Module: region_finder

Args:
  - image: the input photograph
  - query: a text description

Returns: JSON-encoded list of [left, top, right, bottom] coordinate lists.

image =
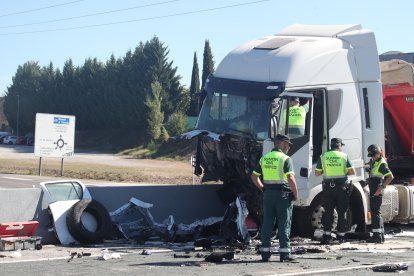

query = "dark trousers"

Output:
[[369, 179, 384, 233], [261, 189, 293, 251], [322, 181, 350, 233]]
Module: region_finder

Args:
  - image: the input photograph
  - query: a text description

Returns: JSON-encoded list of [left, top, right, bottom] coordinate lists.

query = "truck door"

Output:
[[273, 92, 314, 186]]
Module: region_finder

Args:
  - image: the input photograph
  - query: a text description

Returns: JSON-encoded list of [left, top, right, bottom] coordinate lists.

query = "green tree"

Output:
[[145, 81, 164, 142], [165, 112, 187, 137], [159, 125, 170, 143], [3, 36, 187, 145], [142, 37, 189, 118], [4, 61, 43, 134], [200, 40, 215, 112], [188, 52, 200, 116]]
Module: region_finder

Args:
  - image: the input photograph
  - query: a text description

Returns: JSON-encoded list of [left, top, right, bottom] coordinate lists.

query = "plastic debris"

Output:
[[204, 251, 235, 263], [174, 253, 191, 258], [372, 263, 409, 272], [141, 249, 152, 255], [98, 249, 121, 260]]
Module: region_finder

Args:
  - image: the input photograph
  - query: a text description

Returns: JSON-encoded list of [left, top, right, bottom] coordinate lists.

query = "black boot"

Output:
[[337, 235, 346, 244], [261, 251, 271, 262], [367, 233, 383, 244], [320, 234, 332, 245], [280, 253, 297, 262]]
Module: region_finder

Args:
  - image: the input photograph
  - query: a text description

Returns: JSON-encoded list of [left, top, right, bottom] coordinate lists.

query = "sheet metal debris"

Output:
[[372, 263, 409, 272]]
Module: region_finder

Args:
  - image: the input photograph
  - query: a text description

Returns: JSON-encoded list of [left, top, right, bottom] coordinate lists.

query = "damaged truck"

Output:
[[183, 24, 414, 237]]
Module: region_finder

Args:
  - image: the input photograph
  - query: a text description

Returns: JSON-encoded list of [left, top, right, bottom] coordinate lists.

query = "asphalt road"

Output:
[[1, 234, 414, 276], [2, 145, 414, 275]]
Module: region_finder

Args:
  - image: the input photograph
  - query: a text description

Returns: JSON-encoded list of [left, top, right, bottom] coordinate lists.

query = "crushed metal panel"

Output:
[[110, 197, 174, 241], [48, 200, 80, 245]]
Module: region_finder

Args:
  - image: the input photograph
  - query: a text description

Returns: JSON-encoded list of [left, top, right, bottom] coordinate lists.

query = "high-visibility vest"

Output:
[[369, 157, 388, 179], [321, 150, 348, 179], [260, 150, 289, 184], [289, 105, 306, 127]]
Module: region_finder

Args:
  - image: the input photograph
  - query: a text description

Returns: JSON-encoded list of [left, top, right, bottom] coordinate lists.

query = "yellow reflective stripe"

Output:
[[263, 180, 287, 184], [252, 171, 261, 176], [323, 175, 346, 179]]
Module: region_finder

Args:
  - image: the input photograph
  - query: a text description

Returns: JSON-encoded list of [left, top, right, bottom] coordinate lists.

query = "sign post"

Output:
[[35, 113, 76, 176]]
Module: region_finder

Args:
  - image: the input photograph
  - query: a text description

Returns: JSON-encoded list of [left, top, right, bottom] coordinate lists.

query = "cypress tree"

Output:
[[144, 81, 164, 142], [200, 40, 215, 113], [189, 52, 200, 116]]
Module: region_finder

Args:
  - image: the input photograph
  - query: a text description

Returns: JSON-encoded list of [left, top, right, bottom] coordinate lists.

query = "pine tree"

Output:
[[189, 52, 200, 116], [200, 40, 215, 113], [144, 81, 164, 142]]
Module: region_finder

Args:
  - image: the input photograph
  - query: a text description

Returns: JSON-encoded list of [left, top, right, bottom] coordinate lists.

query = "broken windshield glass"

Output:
[[197, 92, 271, 140]]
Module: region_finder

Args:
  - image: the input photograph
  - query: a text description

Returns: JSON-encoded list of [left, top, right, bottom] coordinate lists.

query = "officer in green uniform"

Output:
[[366, 144, 394, 243], [315, 138, 355, 244], [288, 97, 309, 137], [251, 134, 298, 262]]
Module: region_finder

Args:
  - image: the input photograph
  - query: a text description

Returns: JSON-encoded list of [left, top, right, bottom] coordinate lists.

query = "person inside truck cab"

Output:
[[315, 138, 355, 245], [288, 97, 309, 137], [366, 144, 394, 244]]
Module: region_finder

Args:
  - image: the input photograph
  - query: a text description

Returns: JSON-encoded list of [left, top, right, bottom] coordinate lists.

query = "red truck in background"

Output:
[[381, 59, 414, 182]]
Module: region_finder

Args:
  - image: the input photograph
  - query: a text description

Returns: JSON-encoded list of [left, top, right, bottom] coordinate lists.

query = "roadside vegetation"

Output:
[[0, 157, 194, 184], [0, 38, 213, 184], [2, 39, 214, 155]]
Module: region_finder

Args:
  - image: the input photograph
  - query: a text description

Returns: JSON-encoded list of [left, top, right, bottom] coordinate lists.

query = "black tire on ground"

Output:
[[66, 199, 112, 244]]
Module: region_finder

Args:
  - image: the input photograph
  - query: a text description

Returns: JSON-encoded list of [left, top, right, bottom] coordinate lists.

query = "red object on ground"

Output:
[[383, 83, 414, 156], [245, 216, 258, 231], [0, 221, 39, 237]]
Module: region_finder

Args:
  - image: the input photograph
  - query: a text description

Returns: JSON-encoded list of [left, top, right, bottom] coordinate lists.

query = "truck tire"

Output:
[[293, 194, 352, 238], [66, 199, 112, 244]]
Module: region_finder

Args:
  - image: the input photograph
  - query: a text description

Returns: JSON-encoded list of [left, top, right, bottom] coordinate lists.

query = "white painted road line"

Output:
[[272, 260, 414, 276], [1, 176, 33, 181]]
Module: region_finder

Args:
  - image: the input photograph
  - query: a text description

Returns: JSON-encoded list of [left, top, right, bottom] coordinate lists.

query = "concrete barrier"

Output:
[[0, 185, 227, 244]]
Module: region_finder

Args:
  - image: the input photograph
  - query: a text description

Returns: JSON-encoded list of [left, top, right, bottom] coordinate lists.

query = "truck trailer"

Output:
[[184, 24, 414, 237]]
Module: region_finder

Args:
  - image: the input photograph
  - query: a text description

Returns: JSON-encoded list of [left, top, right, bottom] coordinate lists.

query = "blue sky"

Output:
[[1, 0, 413, 96]]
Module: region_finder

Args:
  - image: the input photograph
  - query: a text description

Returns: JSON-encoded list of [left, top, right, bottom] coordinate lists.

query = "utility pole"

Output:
[[16, 95, 20, 138]]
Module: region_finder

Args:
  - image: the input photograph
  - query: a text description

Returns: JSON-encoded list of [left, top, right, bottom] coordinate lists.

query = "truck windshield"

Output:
[[196, 91, 271, 140]]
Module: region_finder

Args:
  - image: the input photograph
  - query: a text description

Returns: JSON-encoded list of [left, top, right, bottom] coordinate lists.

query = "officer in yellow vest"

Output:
[[315, 138, 355, 245], [251, 134, 298, 262], [366, 144, 394, 243], [288, 97, 309, 137]]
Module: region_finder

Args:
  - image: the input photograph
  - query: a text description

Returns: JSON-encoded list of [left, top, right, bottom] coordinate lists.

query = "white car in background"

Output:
[[3, 135, 17, 145]]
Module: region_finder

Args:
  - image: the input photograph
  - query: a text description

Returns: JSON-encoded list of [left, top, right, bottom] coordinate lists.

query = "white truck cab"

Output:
[[190, 24, 388, 236]]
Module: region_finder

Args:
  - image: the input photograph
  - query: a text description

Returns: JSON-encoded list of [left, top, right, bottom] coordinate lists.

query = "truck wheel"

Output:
[[66, 199, 112, 244], [294, 194, 352, 238]]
